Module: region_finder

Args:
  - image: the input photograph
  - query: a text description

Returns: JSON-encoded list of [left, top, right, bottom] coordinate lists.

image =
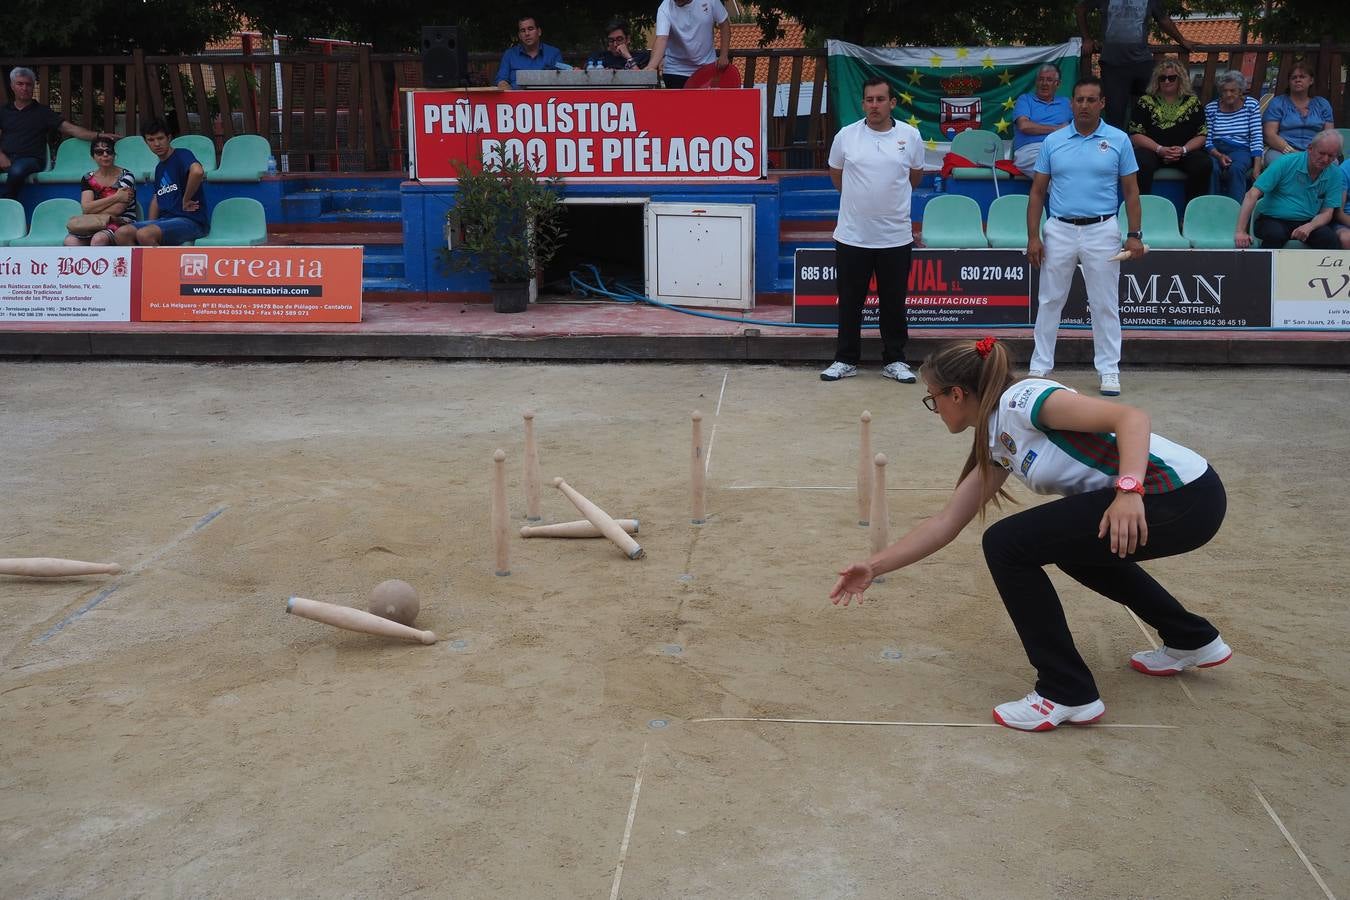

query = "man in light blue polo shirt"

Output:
[[495, 14, 566, 90], [1026, 75, 1144, 397], [1235, 130, 1343, 250], [1012, 65, 1073, 175]]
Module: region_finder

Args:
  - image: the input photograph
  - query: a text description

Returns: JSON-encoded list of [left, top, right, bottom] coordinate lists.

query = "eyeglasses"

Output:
[[1158, 74, 1179, 83], [607, 35, 625, 44], [921, 388, 952, 413]]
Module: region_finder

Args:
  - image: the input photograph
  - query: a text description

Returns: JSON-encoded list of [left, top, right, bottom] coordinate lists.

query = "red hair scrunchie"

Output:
[[975, 336, 997, 359]]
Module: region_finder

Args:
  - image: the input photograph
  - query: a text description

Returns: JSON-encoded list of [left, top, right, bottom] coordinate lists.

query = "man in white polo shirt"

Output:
[[645, 0, 731, 90], [820, 77, 925, 384], [1026, 75, 1144, 396]]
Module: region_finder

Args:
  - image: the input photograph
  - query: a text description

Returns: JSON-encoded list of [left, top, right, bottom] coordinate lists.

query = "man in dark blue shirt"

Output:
[[114, 118, 208, 246], [1, 66, 112, 200], [494, 15, 566, 89]]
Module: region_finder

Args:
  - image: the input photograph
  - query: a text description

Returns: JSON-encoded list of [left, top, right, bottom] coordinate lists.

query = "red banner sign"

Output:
[[408, 89, 766, 182]]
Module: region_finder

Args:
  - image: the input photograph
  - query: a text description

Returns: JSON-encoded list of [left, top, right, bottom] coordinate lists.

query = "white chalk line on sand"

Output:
[[690, 716, 1177, 730], [715, 370, 729, 417], [36, 504, 227, 643], [608, 742, 649, 900], [1127, 614, 1332, 898], [1253, 786, 1338, 900]]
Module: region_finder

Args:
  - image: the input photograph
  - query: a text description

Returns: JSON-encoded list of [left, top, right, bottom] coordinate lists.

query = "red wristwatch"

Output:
[[1115, 475, 1144, 495]]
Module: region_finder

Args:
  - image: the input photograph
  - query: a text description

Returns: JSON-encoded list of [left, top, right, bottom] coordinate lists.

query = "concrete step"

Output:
[[779, 188, 838, 219], [363, 275, 420, 293], [326, 190, 401, 212], [267, 229, 403, 247], [320, 210, 402, 224], [363, 257, 406, 278]]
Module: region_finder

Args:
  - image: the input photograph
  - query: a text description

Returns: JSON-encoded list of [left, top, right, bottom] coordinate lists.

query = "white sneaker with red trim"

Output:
[[1130, 635, 1232, 676], [992, 691, 1106, 732]]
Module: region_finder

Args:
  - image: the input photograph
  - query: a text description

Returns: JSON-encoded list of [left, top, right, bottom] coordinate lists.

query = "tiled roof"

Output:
[[729, 21, 818, 81], [1152, 17, 1247, 62]]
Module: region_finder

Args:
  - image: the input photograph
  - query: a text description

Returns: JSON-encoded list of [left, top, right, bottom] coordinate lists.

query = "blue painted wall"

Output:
[[403, 180, 781, 295]]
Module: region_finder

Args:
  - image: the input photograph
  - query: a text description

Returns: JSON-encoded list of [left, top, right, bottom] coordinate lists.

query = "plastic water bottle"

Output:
[[266, 156, 278, 176], [933, 174, 944, 193]]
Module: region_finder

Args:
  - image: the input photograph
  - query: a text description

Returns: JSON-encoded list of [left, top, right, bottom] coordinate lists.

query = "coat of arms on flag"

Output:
[[939, 73, 984, 138]]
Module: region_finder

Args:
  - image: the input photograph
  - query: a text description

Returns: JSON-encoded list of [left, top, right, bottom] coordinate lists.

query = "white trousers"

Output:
[[1031, 217, 1122, 376]]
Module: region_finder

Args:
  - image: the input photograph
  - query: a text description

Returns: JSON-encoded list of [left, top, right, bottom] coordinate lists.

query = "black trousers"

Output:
[[1254, 215, 1341, 249], [1133, 147, 1213, 203], [1101, 59, 1155, 130], [981, 466, 1227, 705], [832, 240, 912, 367]]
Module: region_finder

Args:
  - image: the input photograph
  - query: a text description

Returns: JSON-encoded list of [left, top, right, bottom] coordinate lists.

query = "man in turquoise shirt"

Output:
[[1236, 130, 1343, 249]]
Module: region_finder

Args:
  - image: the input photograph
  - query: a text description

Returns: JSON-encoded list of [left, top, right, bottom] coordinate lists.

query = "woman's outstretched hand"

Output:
[[830, 562, 875, 606]]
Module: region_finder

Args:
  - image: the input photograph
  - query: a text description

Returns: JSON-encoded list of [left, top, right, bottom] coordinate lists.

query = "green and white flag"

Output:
[[827, 40, 1082, 168]]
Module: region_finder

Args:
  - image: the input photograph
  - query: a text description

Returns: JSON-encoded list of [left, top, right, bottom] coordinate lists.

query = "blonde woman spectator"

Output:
[[1127, 58, 1209, 203]]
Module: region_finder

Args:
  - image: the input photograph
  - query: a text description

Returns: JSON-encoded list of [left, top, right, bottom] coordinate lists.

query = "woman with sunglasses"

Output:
[[1127, 58, 1211, 204], [830, 337, 1231, 732], [64, 136, 139, 247]]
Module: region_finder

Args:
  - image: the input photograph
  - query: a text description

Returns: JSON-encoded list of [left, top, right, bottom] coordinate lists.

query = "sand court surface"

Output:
[[2, 360, 1347, 898]]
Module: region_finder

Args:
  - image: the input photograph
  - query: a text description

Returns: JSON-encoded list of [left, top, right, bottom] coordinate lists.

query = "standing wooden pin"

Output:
[[690, 410, 706, 524], [492, 449, 510, 576], [870, 453, 889, 582], [857, 410, 873, 527], [553, 478, 644, 559], [523, 410, 542, 521]]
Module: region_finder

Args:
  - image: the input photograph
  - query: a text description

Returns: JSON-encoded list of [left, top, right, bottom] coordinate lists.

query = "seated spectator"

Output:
[[1127, 58, 1210, 204], [1012, 64, 1072, 175], [1235, 130, 1343, 250], [114, 119, 207, 247], [645, 0, 731, 90], [1204, 71, 1263, 203], [1, 66, 114, 201], [64, 136, 139, 247], [495, 15, 566, 90], [1262, 62, 1335, 166], [587, 19, 651, 71], [1336, 155, 1350, 249]]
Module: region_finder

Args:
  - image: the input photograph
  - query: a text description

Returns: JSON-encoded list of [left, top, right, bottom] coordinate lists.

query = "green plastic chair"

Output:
[[171, 135, 218, 174], [920, 194, 988, 248], [985, 194, 1049, 248], [30, 138, 92, 183], [948, 128, 1012, 180], [1182, 195, 1240, 249], [1337, 127, 1350, 160], [114, 136, 162, 182], [1118, 195, 1189, 249], [194, 198, 267, 246], [9, 198, 82, 246], [206, 135, 272, 182], [0, 198, 27, 245]]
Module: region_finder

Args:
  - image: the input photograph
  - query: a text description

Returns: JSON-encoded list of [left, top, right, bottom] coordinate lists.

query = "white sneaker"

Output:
[[992, 691, 1106, 732], [820, 361, 857, 381], [1130, 636, 1232, 676], [1099, 373, 1121, 396], [1028, 369, 1050, 378], [881, 361, 917, 383]]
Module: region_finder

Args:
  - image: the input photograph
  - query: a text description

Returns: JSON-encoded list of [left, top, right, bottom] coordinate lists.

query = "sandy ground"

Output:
[[1, 360, 1347, 899]]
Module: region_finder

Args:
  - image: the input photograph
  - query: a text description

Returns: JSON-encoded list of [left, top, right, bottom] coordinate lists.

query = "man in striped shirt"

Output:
[[1204, 71, 1263, 203]]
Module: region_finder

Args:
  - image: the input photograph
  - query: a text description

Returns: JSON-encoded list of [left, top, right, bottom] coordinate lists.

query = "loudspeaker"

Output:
[[422, 26, 467, 87]]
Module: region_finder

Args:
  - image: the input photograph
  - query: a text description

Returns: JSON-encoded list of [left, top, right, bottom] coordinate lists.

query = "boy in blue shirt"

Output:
[[115, 118, 208, 246]]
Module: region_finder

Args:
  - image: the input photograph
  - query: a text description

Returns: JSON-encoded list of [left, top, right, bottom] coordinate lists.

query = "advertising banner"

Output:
[[138, 247, 363, 323], [1271, 249, 1350, 328], [1, 249, 133, 322], [1034, 250, 1273, 328], [794, 248, 1031, 327], [408, 89, 766, 182]]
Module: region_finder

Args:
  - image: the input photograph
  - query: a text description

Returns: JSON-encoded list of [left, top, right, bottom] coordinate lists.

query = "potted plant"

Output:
[[443, 156, 566, 313]]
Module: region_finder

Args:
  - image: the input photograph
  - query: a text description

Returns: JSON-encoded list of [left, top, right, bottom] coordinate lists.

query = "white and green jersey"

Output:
[[988, 379, 1208, 496]]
